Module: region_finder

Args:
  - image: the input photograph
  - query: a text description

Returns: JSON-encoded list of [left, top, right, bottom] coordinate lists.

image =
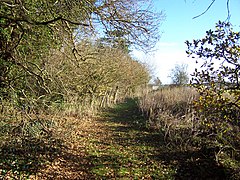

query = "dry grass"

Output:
[[138, 86, 199, 149]]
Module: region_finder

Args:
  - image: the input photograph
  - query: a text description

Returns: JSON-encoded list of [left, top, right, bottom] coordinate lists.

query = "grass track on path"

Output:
[[88, 98, 175, 179], [84, 98, 228, 179]]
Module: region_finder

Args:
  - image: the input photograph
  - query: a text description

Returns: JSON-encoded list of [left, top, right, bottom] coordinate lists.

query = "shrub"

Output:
[[186, 21, 240, 160]]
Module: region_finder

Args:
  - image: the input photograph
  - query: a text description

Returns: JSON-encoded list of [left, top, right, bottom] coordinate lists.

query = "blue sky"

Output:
[[133, 0, 240, 84]]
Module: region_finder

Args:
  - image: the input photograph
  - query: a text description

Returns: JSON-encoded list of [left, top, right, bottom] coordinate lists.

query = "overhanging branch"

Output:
[[193, 0, 216, 19], [193, 0, 231, 21], [0, 15, 89, 27]]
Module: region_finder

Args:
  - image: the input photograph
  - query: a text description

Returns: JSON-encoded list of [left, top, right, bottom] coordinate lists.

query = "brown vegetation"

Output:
[[138, 86, 199, 148]]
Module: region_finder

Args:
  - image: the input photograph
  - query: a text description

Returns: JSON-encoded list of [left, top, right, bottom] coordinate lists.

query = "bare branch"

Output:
[[2, 1, 17, 7], [193, 0, 215, 19], [0, 15, 89, 27], [226, 0, 231, 21], [193, 0, 232, 21]]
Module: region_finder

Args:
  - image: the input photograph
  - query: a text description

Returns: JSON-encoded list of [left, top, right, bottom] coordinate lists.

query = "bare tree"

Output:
[[168, 64, 189, 85]]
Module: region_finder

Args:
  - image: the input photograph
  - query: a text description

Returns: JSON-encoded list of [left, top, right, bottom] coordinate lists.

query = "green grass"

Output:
[[80, 98, 176, 179]]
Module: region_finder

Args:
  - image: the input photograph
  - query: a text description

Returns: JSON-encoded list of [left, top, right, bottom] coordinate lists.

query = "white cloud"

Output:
[[133, 42, 199, 84]]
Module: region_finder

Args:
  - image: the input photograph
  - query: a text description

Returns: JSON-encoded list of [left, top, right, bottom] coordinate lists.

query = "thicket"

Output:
[[45, 40, 150, 116], [0, 0, 165, 114], [1, 0, 162, 114], [0, 1, 154, 129]]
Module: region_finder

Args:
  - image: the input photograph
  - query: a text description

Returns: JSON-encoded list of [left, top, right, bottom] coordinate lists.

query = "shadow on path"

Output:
[[99, 98, 232, 179], [0, 118, 94, 179], [102, 98, 165, 146]]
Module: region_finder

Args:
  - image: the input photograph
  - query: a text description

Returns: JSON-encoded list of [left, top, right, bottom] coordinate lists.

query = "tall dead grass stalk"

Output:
[[138, 86, 199, 150]]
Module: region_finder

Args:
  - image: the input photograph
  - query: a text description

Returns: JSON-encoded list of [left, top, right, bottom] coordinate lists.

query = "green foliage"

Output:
[[186, 21, 240, 156], [186, 21, 240, 89], [0, 0, 64, 109]]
